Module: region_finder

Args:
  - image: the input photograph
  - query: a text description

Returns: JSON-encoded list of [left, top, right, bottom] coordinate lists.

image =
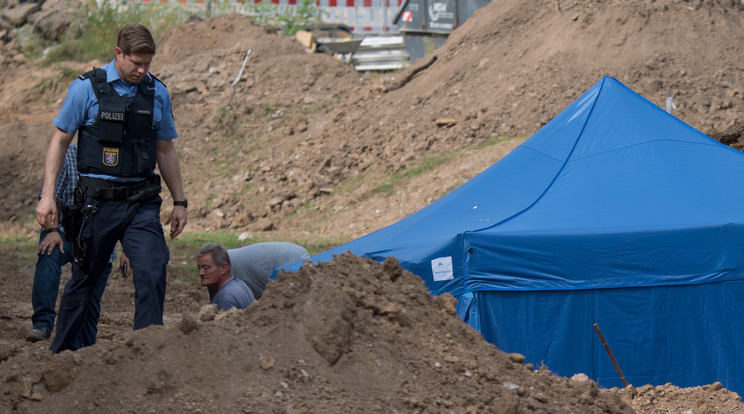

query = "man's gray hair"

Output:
[[197, 243, 231, 267]]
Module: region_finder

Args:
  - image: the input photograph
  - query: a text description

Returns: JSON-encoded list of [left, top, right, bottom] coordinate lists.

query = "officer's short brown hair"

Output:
[[117, 23, 156, 56]]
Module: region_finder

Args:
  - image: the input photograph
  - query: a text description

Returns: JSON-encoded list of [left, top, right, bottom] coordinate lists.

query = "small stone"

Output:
[[260, 356, 275, 370], [507, 352, 526, 364]]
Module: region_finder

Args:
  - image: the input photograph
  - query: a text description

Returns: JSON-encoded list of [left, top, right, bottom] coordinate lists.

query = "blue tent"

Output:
[[275, 76, 744, 395]]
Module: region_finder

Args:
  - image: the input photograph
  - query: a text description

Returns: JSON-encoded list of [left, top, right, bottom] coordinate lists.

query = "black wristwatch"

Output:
[[47, 228, 61, 234], [174, 199, 188, 208]]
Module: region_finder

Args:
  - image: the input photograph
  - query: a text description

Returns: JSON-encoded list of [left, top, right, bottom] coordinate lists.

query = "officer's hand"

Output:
[[119, 252, 132, 280], [170, 206, 187, 239], [38, 230, 64, 255], [36, 196, 58, 230]]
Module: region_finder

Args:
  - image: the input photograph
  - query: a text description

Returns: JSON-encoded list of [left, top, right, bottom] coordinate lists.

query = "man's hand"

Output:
[[170, 205, 187, 239], [36, 196, 58, 231], [119, 252, 132, 279], [38, 230, 64, 255]]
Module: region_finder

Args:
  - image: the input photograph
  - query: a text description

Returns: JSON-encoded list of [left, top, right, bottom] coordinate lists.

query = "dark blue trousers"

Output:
[[50, 196, 169, 353], [31, 229, 111, 343]]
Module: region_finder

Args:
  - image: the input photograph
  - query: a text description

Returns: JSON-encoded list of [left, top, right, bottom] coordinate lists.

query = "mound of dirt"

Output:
[[0, 254, 640, 413]]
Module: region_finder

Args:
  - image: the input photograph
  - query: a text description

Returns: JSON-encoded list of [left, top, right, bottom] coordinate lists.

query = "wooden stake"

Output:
[[593, 323, 629, 387]]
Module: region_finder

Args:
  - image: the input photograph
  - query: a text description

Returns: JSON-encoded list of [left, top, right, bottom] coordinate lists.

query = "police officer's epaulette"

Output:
[[79, 67, 112, 96], [79, 67, 106, 83], [147, 72, 166, 88]]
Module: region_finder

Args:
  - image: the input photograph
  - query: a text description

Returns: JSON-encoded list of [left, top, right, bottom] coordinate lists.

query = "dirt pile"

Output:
[[0, 253, 634, 413]]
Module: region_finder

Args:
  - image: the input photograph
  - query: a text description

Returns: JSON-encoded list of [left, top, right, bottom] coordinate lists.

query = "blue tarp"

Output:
[[274, 76, 744, 395]]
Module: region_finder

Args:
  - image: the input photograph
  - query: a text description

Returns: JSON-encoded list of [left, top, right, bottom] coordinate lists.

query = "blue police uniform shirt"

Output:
[[211, 278, 255, 312], [53, 59, 177, 181]]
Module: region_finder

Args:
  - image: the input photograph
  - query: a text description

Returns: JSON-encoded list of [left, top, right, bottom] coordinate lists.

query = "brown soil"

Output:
[[2, 1, 744, 412]]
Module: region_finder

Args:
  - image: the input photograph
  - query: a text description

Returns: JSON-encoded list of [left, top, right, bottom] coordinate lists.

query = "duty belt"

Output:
[[79, 174, 161, 201]]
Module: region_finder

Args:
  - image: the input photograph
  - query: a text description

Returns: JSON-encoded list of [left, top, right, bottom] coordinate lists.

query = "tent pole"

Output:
[[593, 323, 629, 387]]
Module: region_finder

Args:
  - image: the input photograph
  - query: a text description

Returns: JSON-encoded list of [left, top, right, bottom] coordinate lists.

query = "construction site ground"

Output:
[[2, 0, 744, 412]]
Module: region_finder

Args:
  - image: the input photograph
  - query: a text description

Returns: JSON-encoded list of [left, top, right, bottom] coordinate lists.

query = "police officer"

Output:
[[36, 23, 187, 353]]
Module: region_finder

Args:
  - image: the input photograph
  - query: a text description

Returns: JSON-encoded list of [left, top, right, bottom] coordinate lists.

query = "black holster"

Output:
[[56, 197, 82, 244], [57, 192, 91, 269]]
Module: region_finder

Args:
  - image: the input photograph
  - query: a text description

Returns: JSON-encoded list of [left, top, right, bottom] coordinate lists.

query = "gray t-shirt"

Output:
[[211, 278, 255, 311], [228, 242, 311, 299]]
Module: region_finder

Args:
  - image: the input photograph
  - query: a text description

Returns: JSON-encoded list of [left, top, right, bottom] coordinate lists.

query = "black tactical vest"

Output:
[[77, 68, 157, 178]]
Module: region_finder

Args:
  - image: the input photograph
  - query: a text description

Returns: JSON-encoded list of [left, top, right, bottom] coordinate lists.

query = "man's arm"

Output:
[[36, 128, 75, 230], [156, 139, 187, 239]]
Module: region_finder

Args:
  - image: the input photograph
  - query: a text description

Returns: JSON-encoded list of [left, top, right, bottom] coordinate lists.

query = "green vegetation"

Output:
[[300, 97, 341, 115], [205, 194, 216, 209], [167, 230, 344, 258], [290, 199, 320, 217], [322, 134, 523, 207], [18, 25, 44, 58], [261, 100, 279, 116], [333, 173, 364, 196], [43, 0, 193, 64], [372, 182, 395, 196], [1, 229, 345, 278], [213, 106, 237, 139], [369, 151, 455, 196], [0, 236, 38, 262], [171, 231, 245, 252], [400, 152, 455, 179], [34, 77, 61, 96], [476, 134, 527, 149], [37, 0, 319, 65], [243, 0, 324, 35], [34, 66, 82, 97], [303, 238, 348, 255]]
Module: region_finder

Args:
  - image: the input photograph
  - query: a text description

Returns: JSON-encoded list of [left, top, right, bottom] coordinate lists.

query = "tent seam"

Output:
[[559, 138, 727, 162], [469, 77, 607, 233]]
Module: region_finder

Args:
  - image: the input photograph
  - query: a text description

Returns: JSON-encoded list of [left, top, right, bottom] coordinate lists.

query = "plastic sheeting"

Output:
[[465, 282, 744, 392]]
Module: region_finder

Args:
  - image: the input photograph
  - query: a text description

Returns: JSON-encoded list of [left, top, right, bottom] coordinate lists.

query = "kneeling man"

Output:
[[197, 243, 254, 311]]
